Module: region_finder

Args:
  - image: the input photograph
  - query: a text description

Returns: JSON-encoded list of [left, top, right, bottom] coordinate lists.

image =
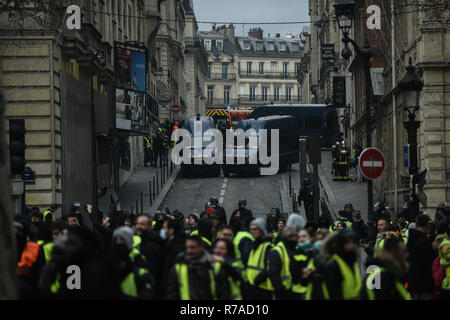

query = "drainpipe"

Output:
[[392, 0, 399, 214], [50, 40, 56, 208]]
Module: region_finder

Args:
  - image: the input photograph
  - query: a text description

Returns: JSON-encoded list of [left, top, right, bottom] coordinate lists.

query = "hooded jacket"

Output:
[[360, 248, 410, 300]]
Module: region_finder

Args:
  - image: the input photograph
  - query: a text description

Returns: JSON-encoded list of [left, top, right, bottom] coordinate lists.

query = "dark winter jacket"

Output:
[[352, 220, 369, 241], [167, 251, 229, 300], [406, 229, 435, 294], [140, 230, 166, 298], [360, 249, 409, 300]]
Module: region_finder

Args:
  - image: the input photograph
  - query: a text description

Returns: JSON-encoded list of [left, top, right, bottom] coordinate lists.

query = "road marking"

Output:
[[220, 189, 226, 196], [362, 161, 382, 167], [219, 197, 224, 204], [222, 183, 227, 189], [224, 178, 228, 183], [250, 180, 254, 186]]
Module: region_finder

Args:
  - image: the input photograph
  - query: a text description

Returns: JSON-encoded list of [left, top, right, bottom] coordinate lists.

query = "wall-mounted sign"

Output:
[[321, 44, 335, 61], [333, 76, 346, 108]]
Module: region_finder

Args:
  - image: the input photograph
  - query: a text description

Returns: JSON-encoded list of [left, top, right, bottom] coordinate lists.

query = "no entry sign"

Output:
[[171, 105, 180, 113], [359, 147, 385, 180]]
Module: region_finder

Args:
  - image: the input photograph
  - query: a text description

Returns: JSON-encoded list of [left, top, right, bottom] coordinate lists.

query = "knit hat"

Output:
[[250, 218, 266, 234], [112, 226, 134, 250], [286, 213, 306, 231]]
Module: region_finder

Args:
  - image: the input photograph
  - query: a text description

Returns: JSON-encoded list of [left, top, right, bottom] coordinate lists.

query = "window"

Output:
[[291, 43, 299, 52], [240, 85, 245, 95], [285, 87, 292, 101], [262, 87, 269, 101], [247, 62, 252, 75], [280, 42, 286, 52], [224, 86, 231, 105], [268, 42, 275, 51], [204, 40, 211, 51], [222, 63, 228, 79], [208, 86, 214, 104], [295, 62, 301, 76], [250, 87, 257, 101], [216, 40, 223, 51], [238, 62, 241, 73], [244, 41, 251, 51], [271, 62, 277, 72], [258, 62, 265, 75], [274, 87, 280, 101], [283, 62, 289, 77], [207, 63, 212, 78], [255, 41, 263, 51], [298, 87, 302, 102]]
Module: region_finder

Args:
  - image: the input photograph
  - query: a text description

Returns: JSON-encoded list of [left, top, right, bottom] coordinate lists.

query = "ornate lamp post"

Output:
[[334, 0, 375, 218], [398, 58, 423, 218]]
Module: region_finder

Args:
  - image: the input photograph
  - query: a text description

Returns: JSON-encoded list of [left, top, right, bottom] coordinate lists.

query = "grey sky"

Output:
[[193, 0, 310, 38]]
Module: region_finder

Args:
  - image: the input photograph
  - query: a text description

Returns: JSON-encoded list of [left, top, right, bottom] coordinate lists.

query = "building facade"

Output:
[[198, 25, 304, 110], [0, 0, 164, 218]]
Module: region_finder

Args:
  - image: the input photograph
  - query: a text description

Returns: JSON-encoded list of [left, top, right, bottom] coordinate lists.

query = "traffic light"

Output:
[[9, 119, 26, 176]]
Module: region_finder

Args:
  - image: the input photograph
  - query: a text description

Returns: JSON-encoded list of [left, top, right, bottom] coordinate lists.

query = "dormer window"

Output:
[[255, 41, 263, 52], [204, 39, 211, 51], [291, 43, 299, 52], [244, 41, 251, 51], [268, 42, 275, 51], [280, 42, 286, 52], [216, 40, 223, 51]]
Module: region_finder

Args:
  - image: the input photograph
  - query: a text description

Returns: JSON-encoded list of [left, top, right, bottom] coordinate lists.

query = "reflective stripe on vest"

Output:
[[17, 242, 40, 276], [233, 231, 254, 261], [366, 267, 412, 300], [144, 137, 152, 149], [201, 236, 212, 247], [133, 235, 142, 248], [246, 242, 274, 291], [272, 242, 293, 291], [305, 259, 330, 300], [43, 242, 54, 263], [214, 262, 242, 300], [121, 268, 149, 297], [190, 229, 199, 236], [130, 247, 147, 263], [175, 263, 217, 300], [331, 254, 362, 300], [43, 209, 55, 221], [51, 273, 61, 294], [442, 266, 450, 290], [292, 253, 309, 293]]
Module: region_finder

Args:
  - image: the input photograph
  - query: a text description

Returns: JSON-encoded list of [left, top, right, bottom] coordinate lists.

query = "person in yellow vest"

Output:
[[197, 217, 214, 252], [143, 134, 153, 167], [167, 236, 229, 299], [40, 219, 67, 264], [212, 238, 244, 300], [433, 238, 450, 300], [361, 232, 412, 300], [43, 204, 58, 222], [134, 214, 153, 248], [245, 218, 274, 300], [268, 226, 306, 300], [113, 226, 148, 269], [323, 229, 362, 300], [109, 242, 154, 299], [375, 218, 390, 249]]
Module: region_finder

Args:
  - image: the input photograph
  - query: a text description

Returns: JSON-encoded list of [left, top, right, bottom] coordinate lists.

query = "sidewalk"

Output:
[[279, 150, 370, 221], [118, 163, 180, 214]]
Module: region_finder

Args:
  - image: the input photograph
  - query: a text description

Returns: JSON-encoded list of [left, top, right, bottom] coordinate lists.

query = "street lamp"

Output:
[[335, 0, 375, 222], [398, 58, 423, 218]]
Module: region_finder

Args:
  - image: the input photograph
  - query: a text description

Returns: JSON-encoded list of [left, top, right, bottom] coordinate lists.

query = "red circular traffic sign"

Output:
[[171, 105, 180, 113], [358, 147, 385, 180]]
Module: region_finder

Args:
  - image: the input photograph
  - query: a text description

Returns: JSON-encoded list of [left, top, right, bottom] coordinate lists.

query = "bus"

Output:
[[205, 109, 252, 129], [247, 104, 339, 147]]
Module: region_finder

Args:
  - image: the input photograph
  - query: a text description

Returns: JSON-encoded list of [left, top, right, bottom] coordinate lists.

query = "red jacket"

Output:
[[432, 255, 446, 298]]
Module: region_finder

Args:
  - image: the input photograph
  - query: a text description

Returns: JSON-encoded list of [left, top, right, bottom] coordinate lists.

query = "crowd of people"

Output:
[[13, 197, 450, 300]]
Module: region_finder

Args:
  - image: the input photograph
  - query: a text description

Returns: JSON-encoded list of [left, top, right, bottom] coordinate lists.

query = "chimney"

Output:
[[226, 24, 235, 44], [267, 33, 271, 38], [248, 27, 263, 40], [212, 24, 216, 31], [276, 33, 281, 38]]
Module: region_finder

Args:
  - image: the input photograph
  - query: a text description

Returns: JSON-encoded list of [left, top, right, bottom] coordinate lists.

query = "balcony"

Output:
[[206, 99, 240, 108], [206, 73, 236, 81], [239, 71, 299, 80], [239, 95, 301, 104]]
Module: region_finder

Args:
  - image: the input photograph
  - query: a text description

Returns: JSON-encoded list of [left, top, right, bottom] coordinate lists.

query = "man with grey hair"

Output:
[[268, 226, 303, 300], [244, 217, 274, 300]]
